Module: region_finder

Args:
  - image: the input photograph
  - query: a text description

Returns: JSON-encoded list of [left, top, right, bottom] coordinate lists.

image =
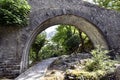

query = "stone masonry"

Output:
[[0, 0, 120, 78]]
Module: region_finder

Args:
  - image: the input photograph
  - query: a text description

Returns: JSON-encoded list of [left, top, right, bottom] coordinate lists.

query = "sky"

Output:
[[45, 25, 58, 34], [84, 0, 94, 3]]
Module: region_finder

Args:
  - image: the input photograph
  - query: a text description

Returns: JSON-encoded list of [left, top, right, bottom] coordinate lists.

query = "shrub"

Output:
[[85, 45, 109, 71], [65, 46, 119, 80], [0, 0, 30, 26]]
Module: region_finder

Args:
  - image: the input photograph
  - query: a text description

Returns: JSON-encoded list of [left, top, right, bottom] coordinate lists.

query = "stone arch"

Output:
[[20, 14, 109, 72], [1, 0, 120, 78]]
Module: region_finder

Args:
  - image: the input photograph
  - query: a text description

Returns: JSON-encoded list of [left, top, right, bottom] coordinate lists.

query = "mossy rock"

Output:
[[65, 69, 108, 80]]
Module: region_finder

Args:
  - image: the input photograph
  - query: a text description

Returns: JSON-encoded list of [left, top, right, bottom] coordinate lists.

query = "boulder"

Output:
[[116, 65, 120, 80]]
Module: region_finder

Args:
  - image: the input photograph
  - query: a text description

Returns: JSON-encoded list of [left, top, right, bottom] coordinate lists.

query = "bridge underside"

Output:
[[0, 0, 120, 78]]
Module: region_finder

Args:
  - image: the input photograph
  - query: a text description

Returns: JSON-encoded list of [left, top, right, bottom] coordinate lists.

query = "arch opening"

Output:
[[29, 24, 94, 66], [20, 14, 109, 73]]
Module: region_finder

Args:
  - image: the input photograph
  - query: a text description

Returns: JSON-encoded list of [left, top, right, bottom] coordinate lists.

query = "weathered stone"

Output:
[[0, 0, 120, 78], [15, 58, 57, 80], [115, 66, 120, 80]]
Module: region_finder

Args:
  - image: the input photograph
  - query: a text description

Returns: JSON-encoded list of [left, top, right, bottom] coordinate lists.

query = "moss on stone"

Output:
[[65, 69, 107, 80]]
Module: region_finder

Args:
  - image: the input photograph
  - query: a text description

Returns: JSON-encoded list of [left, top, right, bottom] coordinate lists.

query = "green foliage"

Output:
[[52, 25, 93, 54], [83, 46, 119, 79], [30, 32, 66, 64], [66, 69, 106, 80], [52, 25, 80, 54], [52, 25, 74, 46], [65, 34, 80, 53], [85, 46, 110, 71], [93, 0, 120, 11], [30, 32, 46, 62], [38, 42, 66, 60], [30, 25, 93, 65], [0, 0, 30, 26], [65, 46, 118, 80]]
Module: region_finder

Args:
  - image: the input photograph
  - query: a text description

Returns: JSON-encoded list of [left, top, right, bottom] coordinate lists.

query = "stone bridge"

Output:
[[0, 0, 120, 78]]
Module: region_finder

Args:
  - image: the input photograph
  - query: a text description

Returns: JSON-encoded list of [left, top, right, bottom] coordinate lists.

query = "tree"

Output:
[[52, 25, 73, 47], [52, 25, 93, 54], [93, 0, 120, 11], [65, 34, 80, 53], [38, 41, 66, 60], [29, 25, 93, 64], [30, 32, 46, 62], [52, 25, 80, 54], [0, 0, 30, 26]]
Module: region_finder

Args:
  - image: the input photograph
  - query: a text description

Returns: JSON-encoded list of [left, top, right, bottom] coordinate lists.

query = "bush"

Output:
[[65, 46, 119, 80], [0, 0, 30, 26], [85, 46, 109, 71]]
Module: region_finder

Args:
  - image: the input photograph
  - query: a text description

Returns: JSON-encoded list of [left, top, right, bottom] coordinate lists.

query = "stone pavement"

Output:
[[15, 57, 57, 80]]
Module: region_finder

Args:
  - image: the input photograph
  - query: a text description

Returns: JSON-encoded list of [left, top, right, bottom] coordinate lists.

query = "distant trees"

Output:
[[30, 32, 46, 62], [52, 25, 93, 54], [29, 32, 65, 64], [52, 25, 81, 54], [38, 42, 65, 60], [29, 25, 94, 64]]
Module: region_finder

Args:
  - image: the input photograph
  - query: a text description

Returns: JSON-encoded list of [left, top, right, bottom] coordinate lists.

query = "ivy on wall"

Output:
[[0, 0, 30, 26]]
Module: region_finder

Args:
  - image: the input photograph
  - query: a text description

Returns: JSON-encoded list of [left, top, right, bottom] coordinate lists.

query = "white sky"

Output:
[[45, 25, 58, 34], [84, 0, 94, 3]]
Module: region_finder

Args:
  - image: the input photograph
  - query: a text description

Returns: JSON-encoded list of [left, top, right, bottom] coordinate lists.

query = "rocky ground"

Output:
[[43, 52, 120, 80], [44, 53, 92, 80]]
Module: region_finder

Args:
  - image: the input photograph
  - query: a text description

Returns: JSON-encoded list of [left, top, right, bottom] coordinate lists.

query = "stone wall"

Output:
[[0, 27, 21, 78]]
